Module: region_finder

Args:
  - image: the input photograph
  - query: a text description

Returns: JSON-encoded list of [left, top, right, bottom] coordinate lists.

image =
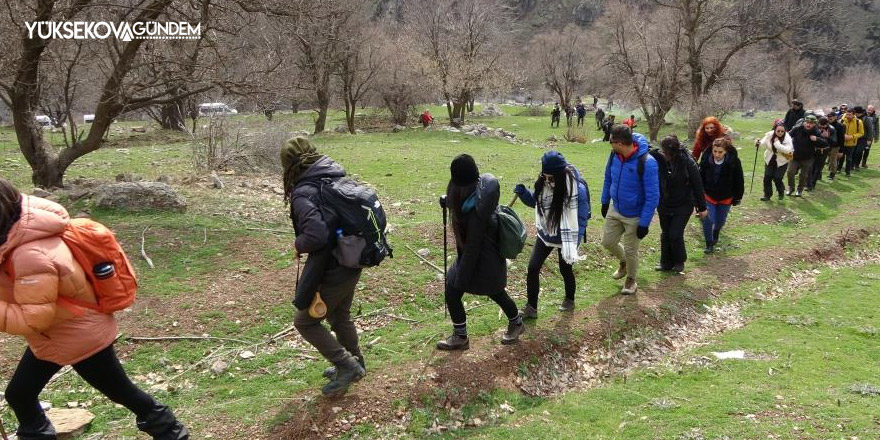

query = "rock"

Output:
[[46, 408, 94, 440], [32, 187, 52, 198], [95, 182, 187, 212], [478, 105, 504, 117], [115, 172, 141, 182], [210, 360, 229, 374], [73, 210, 91, 219], [355, 129, 364, 134], [66, 187, 93, 201], [417, 248, 431, 257], [547, 135, 558, 142], [131, 126, 146, 133], [239, 350, 255, 359], [157, 175, 172, 184], [334, 125, 348, 133], [210, 173, 224, 189], [392, 125, 405, 133]]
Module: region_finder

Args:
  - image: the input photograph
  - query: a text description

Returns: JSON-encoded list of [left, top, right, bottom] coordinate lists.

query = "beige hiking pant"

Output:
[[601, 205, 642, 279]]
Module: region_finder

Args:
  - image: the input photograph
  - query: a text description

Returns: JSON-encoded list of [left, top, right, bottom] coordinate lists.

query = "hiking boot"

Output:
[[136, 402, 190, 440], [436, 334, 470, 351], [778, 192, 784, 200], [671, 263, 684, 274], [704, 244, 715, 254], [501, 321, 525, 345], [621, 277, 638, 295], [655, 264, 673, 271], [760, 196, 771, 201], [323, 356, 365, 380], [794, 190, 802, 197], [611, 261, 627, 279], [786, 188, 794, 196], [520, 304, 538, 319], [15, 418, 56, 440], [321, 357, 366, 397], [829, 173, 835, 181], [557, 298, 575, 311]]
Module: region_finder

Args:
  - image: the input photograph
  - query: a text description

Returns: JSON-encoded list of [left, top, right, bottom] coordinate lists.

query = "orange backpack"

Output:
[[61, 219, 138, 313]]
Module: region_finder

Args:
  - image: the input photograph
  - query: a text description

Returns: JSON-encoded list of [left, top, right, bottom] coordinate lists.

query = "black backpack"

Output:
[[318, 177, 393, 268]]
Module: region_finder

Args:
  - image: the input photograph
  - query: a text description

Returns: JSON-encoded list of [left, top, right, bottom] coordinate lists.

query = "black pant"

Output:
[[862, 144, 871, 167], [844, 146, 855, 174], [446, 286, 518, 325], [763, 161, 788, 197], [807, 151, 827, 188], [525, 239, 575, 308], [5, 344, 156, 437], [658, 205, 693, 267]]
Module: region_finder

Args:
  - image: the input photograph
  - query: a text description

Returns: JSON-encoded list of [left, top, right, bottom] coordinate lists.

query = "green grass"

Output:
[[1, 104, 880, 438]]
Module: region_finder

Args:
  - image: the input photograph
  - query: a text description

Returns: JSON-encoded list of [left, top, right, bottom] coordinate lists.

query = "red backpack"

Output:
[[4, 219, 138, 314]]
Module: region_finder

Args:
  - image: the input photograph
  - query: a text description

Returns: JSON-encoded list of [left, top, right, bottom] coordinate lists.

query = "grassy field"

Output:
[[1, 104, 879, 439]]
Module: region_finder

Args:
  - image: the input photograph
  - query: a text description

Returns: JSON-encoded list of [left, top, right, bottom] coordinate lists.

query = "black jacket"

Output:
[[830, 120, 846, 149], [289, 156, 362, 310], [783, 108, 805, 131], [447, 174, 506, 295], [789, 124, 828, 161], [650, 149, 706, 212], [699, 152, 744, 203]]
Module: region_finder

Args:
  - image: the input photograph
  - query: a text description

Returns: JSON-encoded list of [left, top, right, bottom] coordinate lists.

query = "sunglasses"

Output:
[[542, 174, 555, 183]]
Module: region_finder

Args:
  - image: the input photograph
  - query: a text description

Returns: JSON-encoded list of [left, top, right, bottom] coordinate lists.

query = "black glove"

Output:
[[514, 184, 526, 195], [636, 226, 649, 239], [601, 203, 609, 218], [732, 199, 741, 206]]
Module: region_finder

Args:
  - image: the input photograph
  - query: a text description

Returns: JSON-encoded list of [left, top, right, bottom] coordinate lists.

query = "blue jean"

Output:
[[701, 202, 731, 245]]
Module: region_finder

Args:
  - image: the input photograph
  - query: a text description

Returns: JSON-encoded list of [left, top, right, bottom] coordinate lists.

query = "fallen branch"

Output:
[[141, 226, 155, 269], [127, 335, 254, 344], [385, 314, 419, 323], [354, 306, 393, 320], [404, 244, 443, 274]]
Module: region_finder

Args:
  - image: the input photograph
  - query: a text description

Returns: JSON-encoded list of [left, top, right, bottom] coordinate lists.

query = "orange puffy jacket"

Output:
[[0, 196, 117, 365]]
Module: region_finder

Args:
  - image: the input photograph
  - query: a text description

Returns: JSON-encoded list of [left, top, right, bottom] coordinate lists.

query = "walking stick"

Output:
[[750, 140, 760, 194], [440, 195, 448, 318]]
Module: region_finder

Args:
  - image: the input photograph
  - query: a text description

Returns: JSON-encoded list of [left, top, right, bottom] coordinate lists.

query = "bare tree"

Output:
[[595, 1, 688, 142], [371, 31, 434, 125], [337, 27, 384, 134], [771, 50, 815, 105], [528, 25, 592, 108], [404, 0, 508, 127]]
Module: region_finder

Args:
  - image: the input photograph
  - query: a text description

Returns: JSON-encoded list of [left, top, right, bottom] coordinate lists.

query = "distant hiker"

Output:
[[787, 114, 827, 196], [650, 135, 706, 273], [436, 154, 524, 350], [622, 114, 637, 128], [699, 138, 744, 253], [595, 107, 606, 130], [827, 111, 845, 180], [551, 103, 561, 128], [601, 125, 660, 295], [564, 103, 574, 127], [282, 137, 366, 396], [576, 101, 587, 127], [0, 178, 189, 440], [755, 119, 794, 201], [601, 115, 616, 141], [691, 116, 729, 161], [839, 108, 864, 176], [592, 95, 599, 109], [783, 99, 806, 131], [514, 151, 590, 318], [853, 106, 874, 170], [420, 109, 434, 128], [864, 105, 878, 168]]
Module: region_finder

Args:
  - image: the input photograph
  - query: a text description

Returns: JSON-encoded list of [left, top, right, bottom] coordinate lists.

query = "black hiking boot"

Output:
[[321, 357, 366, 397], [557, 298, 575, 312], [323, 355, 365, 380], [520, 304, 538, 319], [436, 334, 470, 351], [501, 321, 525, 344], [15, 417, 57, 440], [136, 402, 190, 440]]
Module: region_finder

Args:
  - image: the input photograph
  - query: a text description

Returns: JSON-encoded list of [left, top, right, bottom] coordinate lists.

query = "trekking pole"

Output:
[[439, 195, 448, 318], [509, 195, 518, 208], [750, 140, 760, 194]]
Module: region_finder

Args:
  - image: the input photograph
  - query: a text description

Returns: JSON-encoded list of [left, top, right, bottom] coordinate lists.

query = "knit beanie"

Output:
[[541, 151, 567, 174], [450, 154, 480, 186]]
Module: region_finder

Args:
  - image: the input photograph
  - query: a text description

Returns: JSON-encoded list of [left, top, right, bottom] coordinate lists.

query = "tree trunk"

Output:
[[344, 97, 356, 134], [159, 100, 187, 131], [314, 88, 329, 134]]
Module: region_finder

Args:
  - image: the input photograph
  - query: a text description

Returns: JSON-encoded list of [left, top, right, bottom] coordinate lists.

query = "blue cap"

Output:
[[541, 151, 567, 174]]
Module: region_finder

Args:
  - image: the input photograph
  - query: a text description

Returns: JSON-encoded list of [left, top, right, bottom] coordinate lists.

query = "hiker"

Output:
[[576, 101, 587, 127], [595, 107, 606, 130], [622, 114, 637, 128], [853, 106, 874, 170], [551, 103, 561, 128], [783, 99, 806, 131], [564, 103, 574, 127], [0, 179, 189, 440], [601, 115, 616, 141], [787, 114, 828, 196], [513, 151, 590, 317], [691, 116, 729, 161], [806, 116, 836, 191], [827, 111, 845, 180], [601, 125, 660, 295], [650, 135, 707, 273], [282, 137, 366, 396], [420, 109, 434, 128], [839, 108, 864, 176], [592, 95, 599, 109], [865, 105, 878, 168], [436, 154, 524, 350], [699, 138, 744, 253], [755, 119, 794, 201]]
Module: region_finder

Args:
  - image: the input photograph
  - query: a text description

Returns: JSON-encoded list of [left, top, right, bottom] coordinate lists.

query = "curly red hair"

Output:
[[692, 116, 727, 159]]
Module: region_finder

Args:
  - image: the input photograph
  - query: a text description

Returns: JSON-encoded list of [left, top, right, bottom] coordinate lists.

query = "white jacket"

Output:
[[759, 131, 794, 166]]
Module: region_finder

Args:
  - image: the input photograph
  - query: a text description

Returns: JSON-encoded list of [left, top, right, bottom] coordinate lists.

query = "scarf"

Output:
[[535, 173, 583, 264]]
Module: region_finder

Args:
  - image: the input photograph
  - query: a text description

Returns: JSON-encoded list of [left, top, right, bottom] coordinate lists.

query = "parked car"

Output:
[[35, 115, 52, 127], [83, 114, 95, 124], [198, 103, 238, 117]]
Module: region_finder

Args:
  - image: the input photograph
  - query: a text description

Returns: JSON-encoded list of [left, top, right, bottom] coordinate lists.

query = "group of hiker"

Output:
[[1, 99, 877, 439]]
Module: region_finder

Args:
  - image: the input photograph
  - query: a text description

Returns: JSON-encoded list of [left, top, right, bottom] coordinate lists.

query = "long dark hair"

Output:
[[534, 167, 574, 233], [0, 178, 23, 247], [660, 135, 686, 178]]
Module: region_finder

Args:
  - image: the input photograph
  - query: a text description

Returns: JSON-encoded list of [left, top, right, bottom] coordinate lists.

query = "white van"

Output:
[[83, 114, 95, 124], [35, 115, 52, 127], [198, 103, 238, 117]]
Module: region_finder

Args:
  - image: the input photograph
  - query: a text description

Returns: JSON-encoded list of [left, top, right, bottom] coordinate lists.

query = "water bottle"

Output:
[[93, 262, 115, 280], [336, 228, 344, 239]]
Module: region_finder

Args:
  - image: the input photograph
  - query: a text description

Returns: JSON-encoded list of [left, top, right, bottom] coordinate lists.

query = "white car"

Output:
[[198, 103, 238, 117], [83, 114, 95, 124], [35, 115, 51, 127]]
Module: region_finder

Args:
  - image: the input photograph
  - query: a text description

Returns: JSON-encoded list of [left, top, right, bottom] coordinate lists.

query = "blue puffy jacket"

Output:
[[600, 132, 660, 228], [517, 165, 591, 242]]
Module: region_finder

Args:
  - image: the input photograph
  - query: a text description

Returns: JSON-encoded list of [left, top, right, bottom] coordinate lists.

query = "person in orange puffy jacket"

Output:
[[0, 178, 189, 440]]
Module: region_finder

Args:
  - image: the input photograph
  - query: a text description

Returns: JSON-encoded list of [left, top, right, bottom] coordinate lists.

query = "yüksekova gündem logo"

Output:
[[26, 21, 201, 41]]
